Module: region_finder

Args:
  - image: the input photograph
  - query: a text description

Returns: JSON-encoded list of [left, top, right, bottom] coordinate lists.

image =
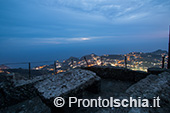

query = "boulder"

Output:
[[82, 66, 149, 82], [0, 74, 50, 108], [34, 69, 101, 113], [0, 97, 50, 113], [112, 72, 170, 113]]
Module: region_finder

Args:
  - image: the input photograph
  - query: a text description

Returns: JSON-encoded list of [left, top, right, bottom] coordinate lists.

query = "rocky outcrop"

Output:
[[112, 72, 170, 113], [82, 66, 149, 82], [0, 74, 50, 108], [0, 69, 101, 112], [126, 72, 170, 113], [0, 97, 51, 113], [34, 69, 101, 113], [3, 67, 169, 113]]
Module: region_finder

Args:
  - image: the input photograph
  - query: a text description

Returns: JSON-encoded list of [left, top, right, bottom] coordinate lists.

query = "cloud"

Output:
[[67, 38, 91, 41], [13, 37, 93, 45], [39, 0, 170, 23], [0, 0, 169, 40], [38, 37, 91, 44]]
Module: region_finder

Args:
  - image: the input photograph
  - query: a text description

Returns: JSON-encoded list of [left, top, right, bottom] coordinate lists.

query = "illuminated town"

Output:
[[0, 49, 168, 76], [32, 49, 168, 73]]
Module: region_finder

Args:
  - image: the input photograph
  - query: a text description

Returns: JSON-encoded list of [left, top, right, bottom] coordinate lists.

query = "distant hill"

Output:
[[101, 54, 124, 60], [0, 65, 10, 69], [62, 57, 80, 69], [65, 56, 79, 62], [148, 49, 167, 55], [80, 53, 98, 60]]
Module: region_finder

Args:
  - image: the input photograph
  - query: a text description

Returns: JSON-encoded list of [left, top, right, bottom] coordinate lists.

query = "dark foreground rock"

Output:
[[0, 74, 50, 108], [112, 72, 170, 113], [0, 97, 51, 113], [34, 69, 101, 113], [0, 69, 101, 113], [1, 67, 169, 113]]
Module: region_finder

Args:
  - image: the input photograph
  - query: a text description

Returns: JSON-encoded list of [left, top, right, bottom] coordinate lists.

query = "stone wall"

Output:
[[147, 67, 170, 75], [82, 66, 149, 82]]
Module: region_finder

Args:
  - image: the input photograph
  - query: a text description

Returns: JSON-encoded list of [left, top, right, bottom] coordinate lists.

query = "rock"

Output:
[[0, 97, 50, 113], [0, 74, 15, 108], [128, 108, 149, 113], [0, 74, 50, 108], [34, 69, 101, 113], [124, 72, 170, 113]]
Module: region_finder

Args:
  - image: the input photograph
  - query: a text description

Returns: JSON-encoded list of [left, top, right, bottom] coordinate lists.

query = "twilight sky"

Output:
[[0, 0, 170, 64]]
